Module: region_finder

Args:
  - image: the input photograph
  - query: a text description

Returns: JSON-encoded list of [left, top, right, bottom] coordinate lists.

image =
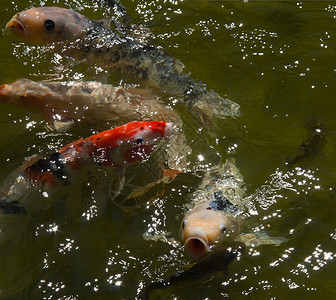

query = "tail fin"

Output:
[[192, 90, 240, 119]]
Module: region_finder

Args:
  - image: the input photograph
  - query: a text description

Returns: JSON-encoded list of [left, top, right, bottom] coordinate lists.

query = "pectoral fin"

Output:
[[42, 108, 75, 131], [240, 232, 288, 247]]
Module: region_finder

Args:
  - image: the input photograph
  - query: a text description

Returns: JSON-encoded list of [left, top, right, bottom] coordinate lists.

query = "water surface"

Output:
[[1, 0, 336, 299]]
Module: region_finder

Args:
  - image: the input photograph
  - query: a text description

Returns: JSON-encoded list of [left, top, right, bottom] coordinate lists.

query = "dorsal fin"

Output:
[[104, 0, 133, 25]]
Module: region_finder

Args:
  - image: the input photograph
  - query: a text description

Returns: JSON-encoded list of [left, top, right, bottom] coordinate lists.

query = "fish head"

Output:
[[180, 201, 238, 259], [6, 7, 91, 44]]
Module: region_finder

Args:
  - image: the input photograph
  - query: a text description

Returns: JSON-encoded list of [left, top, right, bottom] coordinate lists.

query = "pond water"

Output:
[[1, 0, 336, 299]]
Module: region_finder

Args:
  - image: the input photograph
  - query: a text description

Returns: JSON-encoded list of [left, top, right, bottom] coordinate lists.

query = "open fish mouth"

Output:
[[6, 16, 26, 37], [184, 236, 209, 259]]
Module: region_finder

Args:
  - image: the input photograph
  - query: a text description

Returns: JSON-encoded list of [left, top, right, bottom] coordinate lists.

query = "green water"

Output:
[[1, 0, 336, 299]]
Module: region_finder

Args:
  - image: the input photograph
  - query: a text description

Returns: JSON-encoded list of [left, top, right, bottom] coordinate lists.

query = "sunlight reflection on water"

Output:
[[1, 0, 336, 299]]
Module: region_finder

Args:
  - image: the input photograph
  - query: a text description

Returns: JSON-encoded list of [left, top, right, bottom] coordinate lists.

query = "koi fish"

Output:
[[0, 121, 173, 215], [180, 159, 244, 259], [0, 78, 177, 130], [6, 7, 240, 120], [180, 159, 286, 259]]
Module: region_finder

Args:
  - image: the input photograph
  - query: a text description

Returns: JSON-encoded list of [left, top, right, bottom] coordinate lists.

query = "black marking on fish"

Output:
[[208, 191, 238, 213], [25, 153, 70, 185]]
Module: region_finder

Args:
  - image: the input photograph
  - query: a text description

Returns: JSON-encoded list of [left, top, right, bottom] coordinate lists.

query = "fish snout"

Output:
[[6, 15, 25, 36], [184, 229, 209, 259]]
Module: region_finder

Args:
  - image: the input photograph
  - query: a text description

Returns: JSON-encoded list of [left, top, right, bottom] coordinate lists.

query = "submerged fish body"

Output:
[[180, 159, 245, 259], [6, 7, 240, 120], [0, 121, 173, 215], [0, 78, 177, 129], [142, 242, 244, 299]]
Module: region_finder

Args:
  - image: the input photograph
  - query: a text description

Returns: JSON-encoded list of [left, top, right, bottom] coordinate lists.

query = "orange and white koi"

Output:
[[0, 121, 173, 214], [180, 159, 244, 259]]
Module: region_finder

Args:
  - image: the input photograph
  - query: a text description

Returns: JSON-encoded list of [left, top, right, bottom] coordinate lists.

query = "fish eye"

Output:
[[219, 224, 226, 233], [182, 219, 187, 229], [44, 20, 55, 31], [134, 137, 144, 144]]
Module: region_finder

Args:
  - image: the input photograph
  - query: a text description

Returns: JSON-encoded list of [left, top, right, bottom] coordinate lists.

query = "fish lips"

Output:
[[6, 16, 27, 39], [184, 235, 209, 260]]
